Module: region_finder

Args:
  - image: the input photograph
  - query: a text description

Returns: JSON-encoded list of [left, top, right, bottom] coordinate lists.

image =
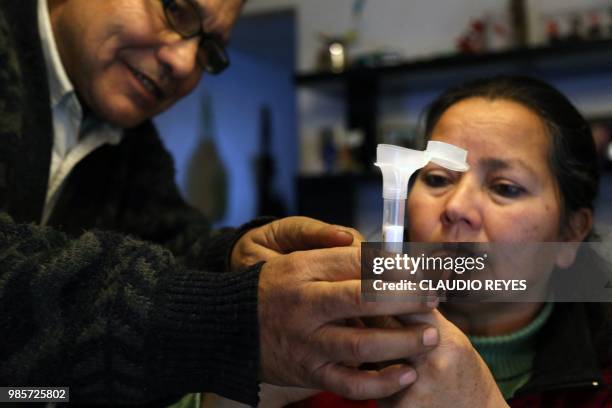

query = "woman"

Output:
[[290, 76, 611, 408]]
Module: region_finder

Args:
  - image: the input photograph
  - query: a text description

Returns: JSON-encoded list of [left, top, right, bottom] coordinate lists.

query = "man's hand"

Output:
[[231, 216, 363, 270], [381, 310, 508, 408], [258, 246, 440, 400]]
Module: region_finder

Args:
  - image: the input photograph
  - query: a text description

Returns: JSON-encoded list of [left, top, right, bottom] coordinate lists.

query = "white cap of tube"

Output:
[[425, 141, 470, 172]]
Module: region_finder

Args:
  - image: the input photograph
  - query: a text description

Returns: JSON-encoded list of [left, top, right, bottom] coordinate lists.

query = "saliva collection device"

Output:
[[374, 142, 469, 247]]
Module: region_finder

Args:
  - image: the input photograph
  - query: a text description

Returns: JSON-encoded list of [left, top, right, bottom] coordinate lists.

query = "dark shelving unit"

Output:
[[296, 39, 612, 85]]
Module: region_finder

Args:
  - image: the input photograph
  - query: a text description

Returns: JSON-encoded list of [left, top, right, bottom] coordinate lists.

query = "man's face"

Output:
[[49, 0, 243, 127]]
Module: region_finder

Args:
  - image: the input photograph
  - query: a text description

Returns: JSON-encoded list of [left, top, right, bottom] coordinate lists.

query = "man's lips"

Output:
[[127, 65, 165, 100]]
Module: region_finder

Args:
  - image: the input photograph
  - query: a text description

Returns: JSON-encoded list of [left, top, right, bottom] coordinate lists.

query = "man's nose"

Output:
[[157, 36, 200, 79], [441, 177, 483, 235]]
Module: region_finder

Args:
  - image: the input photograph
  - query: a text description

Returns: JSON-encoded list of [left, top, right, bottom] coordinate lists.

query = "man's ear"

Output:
[[555, 208, 593, 269]]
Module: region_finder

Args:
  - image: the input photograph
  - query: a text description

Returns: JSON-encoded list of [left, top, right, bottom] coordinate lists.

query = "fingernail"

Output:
[[399, 369, 417, 386], [336, 230, 353, 240], [423, 327, 439, 347]]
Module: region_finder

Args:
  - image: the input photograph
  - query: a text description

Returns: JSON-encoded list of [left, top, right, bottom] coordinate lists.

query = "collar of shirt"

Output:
[[37, 0, 73, 110], [37, 0, 123, 225]]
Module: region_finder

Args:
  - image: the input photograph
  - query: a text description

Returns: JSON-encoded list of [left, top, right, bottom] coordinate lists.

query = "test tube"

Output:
[[382, 197, 405, 243]]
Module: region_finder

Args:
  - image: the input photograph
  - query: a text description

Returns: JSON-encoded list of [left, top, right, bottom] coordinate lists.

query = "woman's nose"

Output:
[[441, 178, 483, 235], [157, 36, 200, 79]]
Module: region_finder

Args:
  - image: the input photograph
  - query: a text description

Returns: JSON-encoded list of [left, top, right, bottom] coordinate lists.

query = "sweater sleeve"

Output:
[[0, 212, 261, 406]]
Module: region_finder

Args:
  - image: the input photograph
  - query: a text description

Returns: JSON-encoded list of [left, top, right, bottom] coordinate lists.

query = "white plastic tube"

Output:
[[375, 142, 469, 249], [382, 198, 405, 242]]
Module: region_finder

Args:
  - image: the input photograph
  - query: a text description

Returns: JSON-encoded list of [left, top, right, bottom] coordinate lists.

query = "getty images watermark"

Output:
[[361, 242, 612, 302]]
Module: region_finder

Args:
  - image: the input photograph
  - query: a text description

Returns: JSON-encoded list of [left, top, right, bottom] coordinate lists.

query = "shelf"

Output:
[[295, 39, 612, 86]]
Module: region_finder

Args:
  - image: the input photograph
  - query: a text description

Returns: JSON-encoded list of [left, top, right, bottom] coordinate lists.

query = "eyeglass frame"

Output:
[[160, 0, 230, 74]]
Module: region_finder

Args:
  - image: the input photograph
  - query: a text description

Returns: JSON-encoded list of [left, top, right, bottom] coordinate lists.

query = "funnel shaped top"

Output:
[[376, 144, 426, 167]]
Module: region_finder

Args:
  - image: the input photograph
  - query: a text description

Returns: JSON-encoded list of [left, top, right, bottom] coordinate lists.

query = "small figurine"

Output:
[[609, 7, 612, 37], [546, 19, 561, 45], [456, 18, 487, 54], [485, 13, 512, 51], [565, 14, 583, 43], [587, 12, 602, 39]]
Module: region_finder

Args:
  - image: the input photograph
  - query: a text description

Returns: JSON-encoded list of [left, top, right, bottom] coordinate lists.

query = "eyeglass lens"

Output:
[[164, 0, 230, 74]]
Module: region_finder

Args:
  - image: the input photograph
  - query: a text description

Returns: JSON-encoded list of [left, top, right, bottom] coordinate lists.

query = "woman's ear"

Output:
[[564, 208, 593, 242], [555, 208, 593, 268]]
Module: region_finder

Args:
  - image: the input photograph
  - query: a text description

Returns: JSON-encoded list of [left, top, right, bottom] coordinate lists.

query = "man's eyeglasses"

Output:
[[160, 0, 230, 74]]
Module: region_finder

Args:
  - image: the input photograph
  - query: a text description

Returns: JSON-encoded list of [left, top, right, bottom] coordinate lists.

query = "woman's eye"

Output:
[[423, 173, 450, 188], [491, 183, 525, 198]]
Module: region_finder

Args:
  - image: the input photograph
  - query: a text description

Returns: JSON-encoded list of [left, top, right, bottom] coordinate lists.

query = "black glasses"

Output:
[[160, 0, 230, 74]]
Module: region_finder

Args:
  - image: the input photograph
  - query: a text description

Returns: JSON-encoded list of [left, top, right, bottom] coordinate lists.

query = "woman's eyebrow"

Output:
[[480, 157, 538, 178]]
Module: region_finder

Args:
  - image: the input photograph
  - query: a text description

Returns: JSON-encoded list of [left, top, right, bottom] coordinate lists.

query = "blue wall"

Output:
[[155, 11, 297, 227]]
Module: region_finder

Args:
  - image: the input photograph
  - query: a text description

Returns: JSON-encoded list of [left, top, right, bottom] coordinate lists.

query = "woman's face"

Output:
[[408, 97, 574, 306], [407, 97, 593, 329], [408, 97, 563, 244]]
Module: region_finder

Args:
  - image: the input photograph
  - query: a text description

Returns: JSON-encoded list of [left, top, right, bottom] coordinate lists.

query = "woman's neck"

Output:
[[440, 302, 544, 336]]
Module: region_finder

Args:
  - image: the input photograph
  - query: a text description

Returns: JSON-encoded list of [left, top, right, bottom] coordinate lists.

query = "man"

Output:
[[0, 0, 438, 405]]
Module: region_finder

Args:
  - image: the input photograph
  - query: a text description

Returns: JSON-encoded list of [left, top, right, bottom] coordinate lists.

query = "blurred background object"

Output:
[[315, 0, 368, 72], [591, 118, 612, 170], [254, 105, 287, 217], [534, 3, 612, 46], [184, 92, 228, 223], [317, 34, 354, 73], [510, 0, 529, 47]]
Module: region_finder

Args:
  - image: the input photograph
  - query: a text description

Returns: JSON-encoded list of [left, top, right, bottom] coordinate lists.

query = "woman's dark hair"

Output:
[[423, 75, 600, 236]]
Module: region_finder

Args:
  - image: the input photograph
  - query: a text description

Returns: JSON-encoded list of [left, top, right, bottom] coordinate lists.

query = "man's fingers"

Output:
[[273, 217, 362, 252], [314, 363, 418, 400], [231, 241, 281, 269], [315, 325, 438, 364], [361, 315, 404, 329], [298, 246, 362, 281], [334, 225, 365, 246], [314, 280, 435, 320]]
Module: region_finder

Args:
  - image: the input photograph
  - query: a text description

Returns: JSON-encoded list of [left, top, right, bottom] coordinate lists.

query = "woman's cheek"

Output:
[[482, 204, 555, 242]]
